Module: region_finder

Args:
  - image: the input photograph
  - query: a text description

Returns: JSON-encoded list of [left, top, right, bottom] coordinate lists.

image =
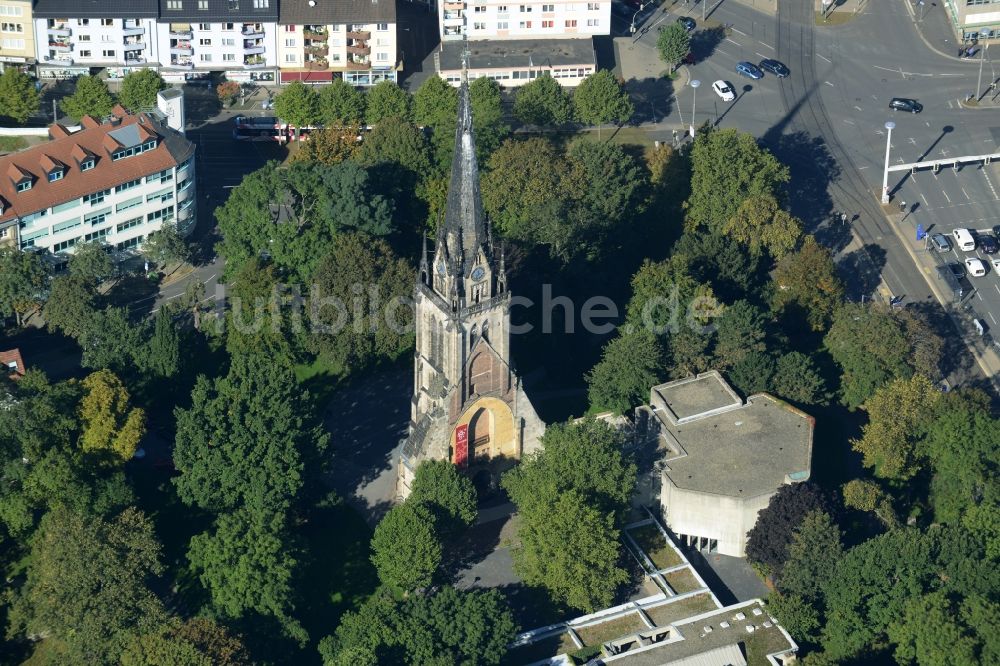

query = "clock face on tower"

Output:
[[471, 267, 486, 282]]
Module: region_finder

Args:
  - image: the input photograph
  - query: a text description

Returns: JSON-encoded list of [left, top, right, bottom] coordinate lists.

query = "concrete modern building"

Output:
[[0, 104, 195, 257], [635, 371, 814, 558], [32, 0, 160, 80], [437, 0, 609, 86], [397, 76, 544, 498], [155, 0, 278, 83], [0, 0, 35, 73], [277, 0, 397, 86], [944, 0, 1000, 40]]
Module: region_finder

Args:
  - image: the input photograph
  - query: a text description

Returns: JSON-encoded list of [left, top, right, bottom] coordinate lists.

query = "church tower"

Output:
[[397, 74, 544, 499]]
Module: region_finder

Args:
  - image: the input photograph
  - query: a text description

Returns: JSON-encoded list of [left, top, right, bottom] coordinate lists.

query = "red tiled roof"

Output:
[[49, 124, 71, 139], [0, 348, 25, 379], [0, 112, 193, 225]]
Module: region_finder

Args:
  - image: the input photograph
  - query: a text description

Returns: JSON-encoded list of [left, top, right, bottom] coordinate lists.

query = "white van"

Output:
[[952, 228, 976, 252]]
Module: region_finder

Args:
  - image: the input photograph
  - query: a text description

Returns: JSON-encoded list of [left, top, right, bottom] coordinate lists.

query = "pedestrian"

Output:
[[899, 200, 906, 213]]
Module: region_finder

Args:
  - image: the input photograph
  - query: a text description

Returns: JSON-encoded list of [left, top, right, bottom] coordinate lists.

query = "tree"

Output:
[[317, 78, 366, 125], [723, 194, 802, 259], [273, 81, 319, 139], [409, 459, 478, 531], [684, 127, 789, 233], [573, 70, 634, 135], [365, 80, 412, 124], [216, 81, 240, 106], [143, 222, 191, 267], [188, 509, 306, 643], [510, 489, 629, 612], [824, 303, 913, 409], [772, 235, 844, 331], [0, 67, 39, 123], [767, 593, 821, 644], [121, 617, 251, 666], [852, 374, 939, 480], [779, 510, 843, 601], [355, 119, 432, 175], [888, 592, 1000, 666], [586, 330, 665, 414], [309, 233, 414, 373], [624, 255, 718, 335], [44, 274, 97, 339], [413, 74, 457, 128], [370, 502, 442, 592], [842, 478, 898, 527], [291, 125, 360, 165], [173, 352, 328, 517], [143, 309, 181, 379], [0, 245, 47, 325], [61, 74, 115, 122], [76, 305, 148, 374], [771, 351, 828, 404], [728, 350, 776, 396], [7, 507, 166, 664], [469, 76, 509, 158], [513, 75, 573, 127], [713, 300, 768, 369], [119, 69, 167, 112], [69, 240, 114, 286], [745, 482, 831, 576], [78, 369, 146, 461], [656, 22, 691, 71], [566, 140, 648, 237]]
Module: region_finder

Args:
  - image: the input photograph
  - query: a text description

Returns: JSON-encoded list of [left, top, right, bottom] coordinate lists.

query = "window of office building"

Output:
[[0, 6, 23, 16], [253, 0, 269, 7], [52, 200, 79, 214], [116, 216, 143, 232], [587, 18, 599, 25], [1, 38, 23, 49], [199, 0, 209, 8], [200, 54, 211, 62], [53, 217, 82, 233], [53, 237, 80, 252], [519, 20, 532, 27], [498, 21, 508, 28], [79, 49, 92, 58], [223, 53, 235, 61], [102, 49, 115, 58], [101, 18, 113, 26], [167, 0, 181, 9], [284, 38, 295, 46], [198, 23, 211, 30], [147, 205, 175, 223], [147, 168, 173, 184], [116, 178, 141, 193], [542, 4, 554, 10], [85, 227, 110, 242], [116, 196, 143, 213], [84, 208, 111, 226], [566, 19, 577, 27], [199, 38, 212, 45], [0, 22, 22, 33], [83, 189, 111, 205], [473, 22, 486, 29]]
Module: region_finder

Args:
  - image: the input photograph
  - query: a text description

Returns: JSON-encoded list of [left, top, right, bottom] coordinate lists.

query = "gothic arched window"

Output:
[[482, 320, 490, 343], [470, 324, 478, 350]]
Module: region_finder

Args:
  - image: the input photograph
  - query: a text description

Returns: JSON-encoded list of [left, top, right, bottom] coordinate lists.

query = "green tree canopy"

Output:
[[413, 74, 457, 128], [409, 459, 478, 531], [121, 617, 251, 666], [143, 223, 191, 267], [887, 591, 1000, 666], [723, 193, 802, 259], [573, 70, 634, 129], [365, 80, 412, 124], [173, 352, 328, 517], [291, 125, 360, 166], [513, 75, 574, 127], [274, 81, 320, 138], [370, 502, 442, 592], [684, 127, 789, 233], [7, 507, 166, 664], [772, 235, 844, 331], [78, 369, 146, 461], [0, 245, 47, 325], [119, 70, 167, 112], [69, 240, 115, 286], [44, 274, 98, 340], [779, 510, 843, 601], [0, 67, 39, 123], [586, 329, 666, 415], [318, 78, 366, 125], [712, 300, 768, 370], [143, 309, 182, 379], [771, 351, 828, 405], [566, 140, 648, 245], [745, 482, 831, 577], [656, 22, 692, 70], [469, 76, 509, 159], [61, 74, 115, 122]]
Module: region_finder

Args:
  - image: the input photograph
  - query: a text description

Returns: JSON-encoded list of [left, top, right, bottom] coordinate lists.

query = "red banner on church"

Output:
[[454, 424, 469, 468]]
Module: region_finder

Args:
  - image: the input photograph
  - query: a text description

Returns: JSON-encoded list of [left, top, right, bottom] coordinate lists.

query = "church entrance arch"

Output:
[[468, 407, 493, 462], [452, 397, 517, 466]]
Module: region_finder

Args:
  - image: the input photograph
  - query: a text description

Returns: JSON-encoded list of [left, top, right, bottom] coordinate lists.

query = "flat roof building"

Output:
[[636, 371, 813, 558]]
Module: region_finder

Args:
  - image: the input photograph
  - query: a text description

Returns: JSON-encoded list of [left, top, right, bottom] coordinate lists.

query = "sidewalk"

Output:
[[904, 0, 973, 61]]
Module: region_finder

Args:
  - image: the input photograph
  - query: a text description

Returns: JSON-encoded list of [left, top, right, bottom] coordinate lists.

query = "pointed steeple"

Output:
[[439, 59, 489, 279], [419, 230, 430, 285]]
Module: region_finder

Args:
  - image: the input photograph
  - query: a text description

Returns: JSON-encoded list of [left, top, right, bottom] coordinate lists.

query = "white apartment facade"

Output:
[[156, 20, 278, 82], [439, 0, 610, 41], [0, 107, 196, 257]]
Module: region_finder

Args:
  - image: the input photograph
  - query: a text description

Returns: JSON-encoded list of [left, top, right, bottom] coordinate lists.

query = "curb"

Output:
[[902, 0, 978, 64]]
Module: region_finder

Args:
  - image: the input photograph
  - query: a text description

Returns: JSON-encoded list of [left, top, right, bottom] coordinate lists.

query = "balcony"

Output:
[[345, 30, 370, 40], [43, 55, 73, 65], [303, 28, 327, 41], [125, 55, 146, 64], [170, 60, 194, 69], [122, 25, 145, 37], [346, 43, 370, 56], [123, 41, 145, 51], [170, 43, 193, 55], [344, 60, 368, 70], [443, 11, 464, 22], [305, 59, 328, 70], [244, 56, 267, 68], [243, 40, 266, 54], [242, 25, 265, 38], [169, 29, 193, 39], [177, 182, 192, 203], [47, 25, 71, 37], [304, 44, 328, 56], [444, 1, 465, 8], [48, 41, 71, 52]]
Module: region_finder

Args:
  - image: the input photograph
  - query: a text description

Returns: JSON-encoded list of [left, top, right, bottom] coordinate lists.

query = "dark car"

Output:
[[993, 224, 1000, 239], [979, 234, 999, 255], [759, 59, 789, 78], [677, 16, 696, 31], [945, 263, 966, 280], [736, 61, 764, 79], [889, 97, 923, 113]]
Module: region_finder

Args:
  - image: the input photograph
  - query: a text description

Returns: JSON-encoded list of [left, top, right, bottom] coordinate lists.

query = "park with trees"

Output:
[[0, 67, 997, 666]]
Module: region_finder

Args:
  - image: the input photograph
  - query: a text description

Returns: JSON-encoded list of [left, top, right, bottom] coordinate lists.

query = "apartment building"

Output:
[[32, 0, 159, 79], [156, 0, 278, 83], [277, 0, 397, 86], [0, 106, 196, 256], [437, 0, 609, 86], [0, 0, 35, 73], [944, 0, 1000, 40]]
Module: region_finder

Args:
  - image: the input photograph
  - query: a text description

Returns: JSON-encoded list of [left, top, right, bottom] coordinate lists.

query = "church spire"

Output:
[[439, 48, 489, 279]]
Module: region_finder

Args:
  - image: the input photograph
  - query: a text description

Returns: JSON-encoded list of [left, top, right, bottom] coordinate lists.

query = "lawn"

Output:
[[664, 568, 703, 595], [0, 136, 27, 153], [574, 612, 648, 647], [628, 524, 682, 570], [501, 631, 578, 666], [645, 593, 718, 627], [742, 627, 795, 666], [294, 354, 345, 407]]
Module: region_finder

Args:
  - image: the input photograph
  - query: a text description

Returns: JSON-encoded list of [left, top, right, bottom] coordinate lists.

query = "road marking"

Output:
[[948, 100, 954, 109], [943, 190, 952, 202], [732, 27, 748, 36], [984, 171, 1000, 199], [977, 291, 983, 301], [726, 38, 740, 45], [854, 105, 863, 111], [990, 312, 998, 325], [858, 165, 869, 170], [962, 187, 971, 200], [817, 53, 831, 63], [824, 81, 835, 87], [759, 41, 774, 50], [755, 52, 768, 59], [938, 73, 963, 77], [908, 137, 917, 145], [843, 118, 855, 125], [995, 284, 1000, 296]]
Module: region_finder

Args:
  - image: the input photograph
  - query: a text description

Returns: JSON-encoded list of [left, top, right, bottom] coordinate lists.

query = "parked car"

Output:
[[966, 257, 988, 277], [930, 233, 952, 253], [712, 80, 736, 102], [979, 234, 999, 254], [992, 258, 1000, 276], [945, 262, 966, 280], [736, 61, 764, 79], [953, 228, 976, 251], [758, 59, 790, 78], [677, 16, 696, 31], [889, 97, 923, 113]]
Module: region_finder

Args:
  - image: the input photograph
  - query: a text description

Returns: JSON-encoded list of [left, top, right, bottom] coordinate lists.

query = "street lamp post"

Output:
[[689, 79, 701, 137], [881, 120, 895, 205], [630, 3, 645, 42], [978, 30, 991, 100], [917, 0, 925, 22]]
